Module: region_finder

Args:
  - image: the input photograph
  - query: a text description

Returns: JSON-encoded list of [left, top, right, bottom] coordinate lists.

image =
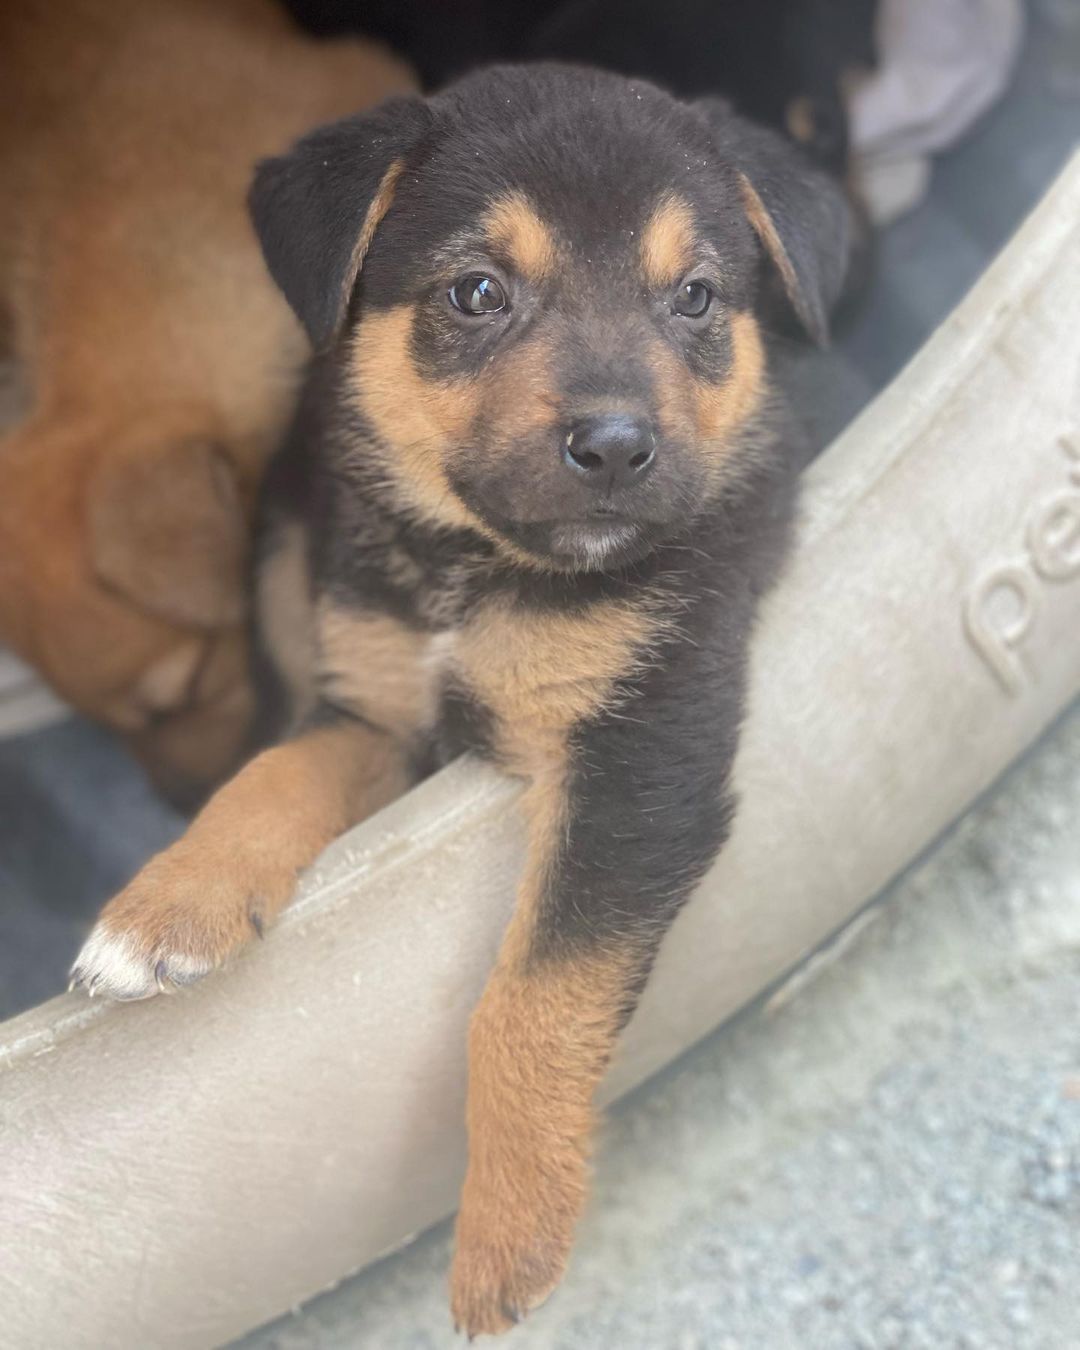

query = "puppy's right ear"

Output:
[[248, 97, 432, 350]]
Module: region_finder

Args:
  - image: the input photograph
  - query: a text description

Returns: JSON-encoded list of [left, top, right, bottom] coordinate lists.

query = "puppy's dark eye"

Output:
[[449, 275, 508, 316], [672, 281, 713, 319]]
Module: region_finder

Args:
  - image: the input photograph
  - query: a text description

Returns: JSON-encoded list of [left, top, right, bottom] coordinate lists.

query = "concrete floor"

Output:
[[236, 701, 1080, 1350]]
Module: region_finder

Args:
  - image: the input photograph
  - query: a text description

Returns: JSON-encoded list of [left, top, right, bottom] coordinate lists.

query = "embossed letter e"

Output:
[[965, 435, 1080, 695]]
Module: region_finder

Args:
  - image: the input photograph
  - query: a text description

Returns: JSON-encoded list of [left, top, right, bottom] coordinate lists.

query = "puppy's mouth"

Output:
[[447, 461, 685, 571]]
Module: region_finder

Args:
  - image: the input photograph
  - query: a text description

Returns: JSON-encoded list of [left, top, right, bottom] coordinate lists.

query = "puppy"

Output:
[[0, 0, 413, 802], [71, 65, 851, 1334]]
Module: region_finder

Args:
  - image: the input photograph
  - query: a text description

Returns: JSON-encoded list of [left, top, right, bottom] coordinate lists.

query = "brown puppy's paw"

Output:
[[69, 846, 273, 1001], [69, 927, 215, 1001], [449, 1178, 577, 1337]]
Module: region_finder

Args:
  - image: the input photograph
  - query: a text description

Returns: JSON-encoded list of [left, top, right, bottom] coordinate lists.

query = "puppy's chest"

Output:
[[316, 588, 664, 773]]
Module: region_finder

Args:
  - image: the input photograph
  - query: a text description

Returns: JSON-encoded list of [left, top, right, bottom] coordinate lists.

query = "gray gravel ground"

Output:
[[236, 703, 1080, 1350]]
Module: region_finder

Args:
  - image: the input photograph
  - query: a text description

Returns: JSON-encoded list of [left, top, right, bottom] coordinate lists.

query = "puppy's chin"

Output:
[[548, 522, 647, 570], [496, 519, 661, 573]]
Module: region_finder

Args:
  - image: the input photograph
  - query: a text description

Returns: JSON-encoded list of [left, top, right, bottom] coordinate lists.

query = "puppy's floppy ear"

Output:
[[696, 98, 853, 346], [248, 97, 433, 349]]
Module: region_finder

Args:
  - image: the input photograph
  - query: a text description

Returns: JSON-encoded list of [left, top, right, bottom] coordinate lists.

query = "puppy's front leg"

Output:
[[72, 712, 410, 1000], [450, 673, 737, 1336]]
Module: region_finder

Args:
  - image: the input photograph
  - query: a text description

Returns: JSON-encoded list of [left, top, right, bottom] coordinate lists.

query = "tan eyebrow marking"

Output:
[[640, 193, 698, 287], [483, 193, 557, 282]]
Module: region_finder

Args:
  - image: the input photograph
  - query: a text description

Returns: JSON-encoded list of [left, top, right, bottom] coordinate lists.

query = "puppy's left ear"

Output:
[[249, 97, 433, 349], [696, 99, 853, 346]]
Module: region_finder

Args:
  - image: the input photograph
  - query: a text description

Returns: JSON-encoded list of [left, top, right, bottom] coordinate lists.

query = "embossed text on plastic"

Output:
[[964, 435, 1080, 695]]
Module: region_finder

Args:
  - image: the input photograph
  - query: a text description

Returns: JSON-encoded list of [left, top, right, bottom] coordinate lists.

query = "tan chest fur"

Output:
[[314, 594, 666, 775], [452, 597, 664, 775], [316, 603, 451, 740]]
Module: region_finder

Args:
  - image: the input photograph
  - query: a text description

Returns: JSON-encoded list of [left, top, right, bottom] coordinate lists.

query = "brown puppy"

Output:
[[72, 65, 852, 1334], [0, 0, 413, 801]]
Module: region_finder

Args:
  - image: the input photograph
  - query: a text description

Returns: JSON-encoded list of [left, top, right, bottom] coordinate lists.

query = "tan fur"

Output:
[[484, 193, 558, 283], [82, 584, 665, 997], [310, 592, 660, 770], [316, 602, 447, 738], [94, 719, 409, 968], [0, 0, 414, 793], [383, 544, 426, 590], [88, 433, 247, 628], [640, 194, 698, 287], [352, 308, 566, 566], [785, 96, 817, 145], [446, 591, 671, 1328], [451, 910, 641, 1332], [455, 595, 662, 775], [691, 311, 767, 449], [351, 309, 570, 571], [351, 305, 483, 531], [127, 629, 256, 807], [258, 520, 317, 725], [651, 311, 766, 489], [132, 639, 208, 716], [738, 172, 803, 320], [353, 307, 569, 569], [340, 160, 407, 328]]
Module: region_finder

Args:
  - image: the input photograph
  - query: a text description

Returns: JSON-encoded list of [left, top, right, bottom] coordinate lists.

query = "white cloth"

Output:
[[849, 0, 1025, 221]]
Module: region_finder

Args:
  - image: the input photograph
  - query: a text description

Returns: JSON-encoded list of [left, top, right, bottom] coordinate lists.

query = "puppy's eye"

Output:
[[672, 280, 713, 319], [449, 275, 508, 316]]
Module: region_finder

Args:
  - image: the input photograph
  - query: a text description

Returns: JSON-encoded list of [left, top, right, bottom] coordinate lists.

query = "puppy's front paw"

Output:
[[449, 1167, 580, 1337], [69, 925, 213, 1001], [69, 844, 276, 1001]]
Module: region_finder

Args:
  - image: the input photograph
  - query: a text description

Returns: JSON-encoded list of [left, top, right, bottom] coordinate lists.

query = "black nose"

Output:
[[563, 415, 656, 489]]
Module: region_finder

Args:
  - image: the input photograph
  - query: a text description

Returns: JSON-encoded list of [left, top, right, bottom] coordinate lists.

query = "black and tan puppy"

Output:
[[72, 66, 851, 1335]]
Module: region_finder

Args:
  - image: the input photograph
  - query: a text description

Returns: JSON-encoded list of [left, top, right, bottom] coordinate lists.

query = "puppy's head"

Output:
[[251, 65, 851, 571]]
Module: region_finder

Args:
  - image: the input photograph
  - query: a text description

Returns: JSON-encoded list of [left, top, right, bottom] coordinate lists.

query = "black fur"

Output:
[[280, 0, 878, 174], [535, 472, 793, 965]]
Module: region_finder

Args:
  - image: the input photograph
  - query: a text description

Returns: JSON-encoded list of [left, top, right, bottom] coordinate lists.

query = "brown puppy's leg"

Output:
[[71, 716, 409, 1000]]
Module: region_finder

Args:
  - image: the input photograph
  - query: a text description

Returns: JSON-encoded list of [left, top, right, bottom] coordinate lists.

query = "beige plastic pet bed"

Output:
[[2, 149, 1079, 1350]]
